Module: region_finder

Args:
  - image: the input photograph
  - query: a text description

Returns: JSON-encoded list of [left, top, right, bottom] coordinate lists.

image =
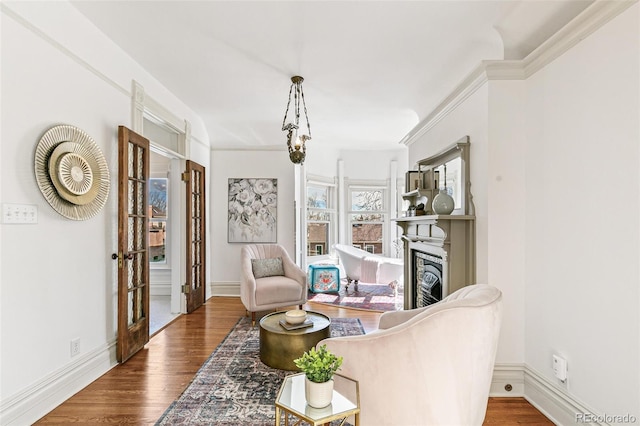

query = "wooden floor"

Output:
[[36, 297, 553, 425]]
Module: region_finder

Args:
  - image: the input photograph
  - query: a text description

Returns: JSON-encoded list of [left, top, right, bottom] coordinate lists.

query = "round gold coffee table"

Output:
[[259, 310, 331, 371]]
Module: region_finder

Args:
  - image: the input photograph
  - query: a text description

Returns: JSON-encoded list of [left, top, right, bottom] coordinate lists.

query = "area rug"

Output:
[[155, 316, 364, 425], [308, 280, 404, 312]]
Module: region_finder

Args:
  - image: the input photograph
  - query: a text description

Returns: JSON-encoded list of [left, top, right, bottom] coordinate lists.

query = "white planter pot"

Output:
[[304, 377, 334, 408]]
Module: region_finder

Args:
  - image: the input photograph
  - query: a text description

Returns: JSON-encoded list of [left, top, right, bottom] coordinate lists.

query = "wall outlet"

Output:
[[70, 338, 81, 357], [553, 354, 567, 382]]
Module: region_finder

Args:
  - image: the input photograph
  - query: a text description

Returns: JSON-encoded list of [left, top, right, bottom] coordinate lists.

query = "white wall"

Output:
[[407, 2, 639, 421], [524, 4, 639, 417], [209, 150, 296, 294], [408, 84, 491, 289], [487, 80, 526, 365], [0, 2, 209, 424], [405, 83, 527, 364]]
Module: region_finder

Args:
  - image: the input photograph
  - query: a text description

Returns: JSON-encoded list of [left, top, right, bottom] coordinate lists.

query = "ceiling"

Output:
[[71, 1, 592, 151]]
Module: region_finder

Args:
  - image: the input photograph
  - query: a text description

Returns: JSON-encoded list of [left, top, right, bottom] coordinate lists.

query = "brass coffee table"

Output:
[[259, 310, 331, 371]]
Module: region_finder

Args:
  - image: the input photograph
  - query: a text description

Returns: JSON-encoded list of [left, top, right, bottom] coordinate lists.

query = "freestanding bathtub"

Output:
[[333, 244, 403, 290]]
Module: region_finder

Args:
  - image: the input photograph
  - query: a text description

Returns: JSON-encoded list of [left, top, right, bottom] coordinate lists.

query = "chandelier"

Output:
[[281, 76, 312, 164]]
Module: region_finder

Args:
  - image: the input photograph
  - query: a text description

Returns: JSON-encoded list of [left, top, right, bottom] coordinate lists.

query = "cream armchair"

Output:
[[321, 284, 502, 426], [240, 244, 307, 325]]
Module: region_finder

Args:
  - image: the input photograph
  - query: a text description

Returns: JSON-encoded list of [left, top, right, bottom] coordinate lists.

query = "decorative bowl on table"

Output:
[[285, 309, 307, 325]]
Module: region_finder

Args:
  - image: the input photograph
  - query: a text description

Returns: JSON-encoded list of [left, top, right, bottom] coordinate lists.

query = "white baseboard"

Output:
[[524, 366, 609, 426], [489, 364, 614, 425], [210, 281, 240, 297], [490, 363, 525, 396], [150, 269, 172, 296], [0, 340, 116, 426]]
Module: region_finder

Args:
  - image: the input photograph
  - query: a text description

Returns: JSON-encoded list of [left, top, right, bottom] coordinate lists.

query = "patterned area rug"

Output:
[[308, 280, 404, 312], [155, 316, 364, 425]]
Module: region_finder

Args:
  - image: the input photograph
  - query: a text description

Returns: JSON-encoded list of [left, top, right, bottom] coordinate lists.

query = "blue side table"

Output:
[[308, 264, 341, 293]]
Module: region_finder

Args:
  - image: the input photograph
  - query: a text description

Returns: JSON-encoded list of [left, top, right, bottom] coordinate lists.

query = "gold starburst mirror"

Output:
[[35, 125, 110, 220]]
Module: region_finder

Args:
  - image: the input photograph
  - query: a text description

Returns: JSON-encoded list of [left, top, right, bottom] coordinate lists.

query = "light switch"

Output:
[[2, 203, 38, 224]]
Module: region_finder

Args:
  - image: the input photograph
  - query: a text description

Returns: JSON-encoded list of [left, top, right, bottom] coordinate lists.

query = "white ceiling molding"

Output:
[[399, 64, 491, 147], [401, 0, 635, 147], [521, 0, 636, 78]]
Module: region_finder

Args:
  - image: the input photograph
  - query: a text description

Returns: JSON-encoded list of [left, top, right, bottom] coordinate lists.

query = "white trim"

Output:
[[307, 174, 337, 186], [210, 282, 241, 297], [0, 342, 116, 426], [524, 365, 612, 426], [521, 0, 636, 79], [401, 0, 635, 147], [399, 65, 489, 146], [490, 363, 525, 397]]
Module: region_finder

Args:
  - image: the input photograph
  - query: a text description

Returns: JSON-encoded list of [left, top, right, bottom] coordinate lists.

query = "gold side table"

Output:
[[275, 373, 360, 426], [259, 310, 331, 371]]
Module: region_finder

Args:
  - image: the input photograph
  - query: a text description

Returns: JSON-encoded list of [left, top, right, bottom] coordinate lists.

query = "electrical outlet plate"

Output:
[[2, 203, 38, 224], [553, 354, 567, 381], [70, 338, 80, 357]]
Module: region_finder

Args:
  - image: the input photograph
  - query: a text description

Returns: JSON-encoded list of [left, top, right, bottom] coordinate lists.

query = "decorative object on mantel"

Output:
[[34, 124, 110, 220], [281, 75, 312, 165], [402, 170, 432, 216], [432, 164, 455, 215]]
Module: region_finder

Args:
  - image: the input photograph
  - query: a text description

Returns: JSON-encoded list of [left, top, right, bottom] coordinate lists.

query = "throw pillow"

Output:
[[252, 257, 284, 278]]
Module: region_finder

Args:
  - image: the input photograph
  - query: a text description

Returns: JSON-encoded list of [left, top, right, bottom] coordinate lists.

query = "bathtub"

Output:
[[333, 244, 403, 289]]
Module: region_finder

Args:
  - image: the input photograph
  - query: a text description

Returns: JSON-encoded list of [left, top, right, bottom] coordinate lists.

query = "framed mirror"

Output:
[[417, 135, 473, 216]]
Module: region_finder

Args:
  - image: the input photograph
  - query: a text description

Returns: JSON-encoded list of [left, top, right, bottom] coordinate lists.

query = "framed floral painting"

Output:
[[228, 178, 277, 243]]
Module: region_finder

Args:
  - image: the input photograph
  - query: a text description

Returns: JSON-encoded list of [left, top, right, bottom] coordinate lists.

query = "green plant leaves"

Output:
[[293, 344, 343, 383]]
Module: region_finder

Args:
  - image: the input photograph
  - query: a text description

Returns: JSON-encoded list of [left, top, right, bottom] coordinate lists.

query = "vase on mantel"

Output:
[[432, 189, 454, 215]]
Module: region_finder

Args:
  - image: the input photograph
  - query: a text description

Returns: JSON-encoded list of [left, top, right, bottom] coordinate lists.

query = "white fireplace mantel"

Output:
[[393, 214, 476, 309]]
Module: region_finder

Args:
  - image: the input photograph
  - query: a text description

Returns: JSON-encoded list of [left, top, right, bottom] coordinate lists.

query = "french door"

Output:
[[116, 126, 150, 363], [184, 160, 206, 313]]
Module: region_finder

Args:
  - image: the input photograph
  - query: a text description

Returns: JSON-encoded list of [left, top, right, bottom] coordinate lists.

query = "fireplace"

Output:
[[413, 251, 443, 307], [393, 215, 475, 309]]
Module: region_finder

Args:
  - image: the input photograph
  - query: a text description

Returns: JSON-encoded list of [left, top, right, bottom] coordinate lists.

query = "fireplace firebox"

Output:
[[413, 251, 443, 307]]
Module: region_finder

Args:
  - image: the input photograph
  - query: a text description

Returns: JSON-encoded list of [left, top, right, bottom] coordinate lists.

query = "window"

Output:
[[149, 177, 168, 264], [307, 183, 335, 257], [349, 186, 386, 255]]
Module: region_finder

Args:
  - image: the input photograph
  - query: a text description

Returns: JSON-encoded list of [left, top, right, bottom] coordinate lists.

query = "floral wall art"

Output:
[[228, 178, 277, 243]]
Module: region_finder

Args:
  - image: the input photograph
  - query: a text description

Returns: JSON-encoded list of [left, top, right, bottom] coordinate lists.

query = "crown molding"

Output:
[[522, 0, 637, 78], [398, 64, 490, 146], [401, 0, 636, 147]]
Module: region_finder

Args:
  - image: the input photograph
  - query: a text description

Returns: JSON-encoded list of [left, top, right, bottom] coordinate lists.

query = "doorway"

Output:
[[149, 149, 182, 335]]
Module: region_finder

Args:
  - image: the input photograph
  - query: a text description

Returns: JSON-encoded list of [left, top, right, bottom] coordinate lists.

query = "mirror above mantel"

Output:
[[395, 135, 476, 309], [402, 135, 474, 216]]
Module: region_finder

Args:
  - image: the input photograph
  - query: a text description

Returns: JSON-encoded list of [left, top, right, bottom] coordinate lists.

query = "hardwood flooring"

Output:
[[35, 297, 553, 425]]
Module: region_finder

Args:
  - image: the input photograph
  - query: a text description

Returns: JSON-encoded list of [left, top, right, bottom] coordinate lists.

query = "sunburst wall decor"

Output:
[[34, 124, 110, 220]]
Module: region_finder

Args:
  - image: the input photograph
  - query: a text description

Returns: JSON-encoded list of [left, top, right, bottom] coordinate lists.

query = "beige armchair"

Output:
[[321, 284, 502, 426], [240, 244, 307, 325]]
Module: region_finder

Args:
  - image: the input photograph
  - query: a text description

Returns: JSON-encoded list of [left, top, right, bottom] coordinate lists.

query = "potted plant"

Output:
[[293, 344, 343, 408]]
